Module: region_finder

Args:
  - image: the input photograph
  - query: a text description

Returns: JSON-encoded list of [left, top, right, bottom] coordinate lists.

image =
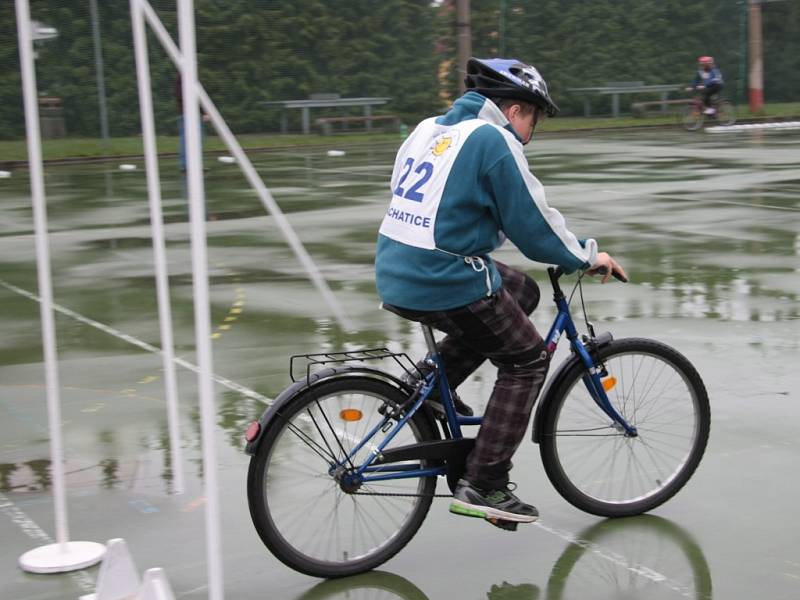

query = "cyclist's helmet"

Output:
[[698, 56, 714, 65], [465, 57, 559, 117]]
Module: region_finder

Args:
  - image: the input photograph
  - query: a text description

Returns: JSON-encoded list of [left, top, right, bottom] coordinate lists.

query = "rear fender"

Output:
[[244, 366, 423, 455]]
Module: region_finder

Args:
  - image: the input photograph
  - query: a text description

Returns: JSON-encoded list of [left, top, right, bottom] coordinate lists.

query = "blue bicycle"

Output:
[[245, 267, 710, 578]]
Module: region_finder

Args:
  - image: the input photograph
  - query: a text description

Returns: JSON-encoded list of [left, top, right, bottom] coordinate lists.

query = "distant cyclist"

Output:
[[688, 56, 724, 115]]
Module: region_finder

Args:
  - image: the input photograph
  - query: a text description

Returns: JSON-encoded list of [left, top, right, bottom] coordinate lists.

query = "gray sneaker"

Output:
[[450, 479, 539, 523]]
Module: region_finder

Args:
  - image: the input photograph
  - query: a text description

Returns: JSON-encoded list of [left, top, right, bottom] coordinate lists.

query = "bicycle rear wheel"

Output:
[[539, 338, 710, 517], [680, 104, 704, 131], [247, 377, 438, 578]]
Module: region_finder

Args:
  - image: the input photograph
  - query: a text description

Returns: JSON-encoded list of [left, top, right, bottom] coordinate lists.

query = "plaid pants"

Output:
[[387, 261, 551, 490]]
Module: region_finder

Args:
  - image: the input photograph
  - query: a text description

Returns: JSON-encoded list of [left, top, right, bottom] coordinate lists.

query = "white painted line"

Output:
[[656, 194, 800, 213], [0, 279, 273, 406], [707, 121, 800, 133], [0, 491, 95, 593]]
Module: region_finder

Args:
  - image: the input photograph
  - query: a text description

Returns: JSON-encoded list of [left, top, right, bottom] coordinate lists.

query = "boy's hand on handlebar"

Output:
[[587, 252, 628, 283]]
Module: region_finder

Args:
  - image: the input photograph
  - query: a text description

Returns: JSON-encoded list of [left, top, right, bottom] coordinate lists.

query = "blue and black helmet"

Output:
[[465, 57, 559, 117]]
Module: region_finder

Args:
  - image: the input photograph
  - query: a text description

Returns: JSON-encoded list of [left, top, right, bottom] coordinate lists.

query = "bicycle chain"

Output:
[[352, 490, 453, 498]]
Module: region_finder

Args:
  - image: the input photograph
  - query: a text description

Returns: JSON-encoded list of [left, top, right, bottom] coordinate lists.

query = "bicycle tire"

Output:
[[715, 100, 736, 126], [248, 377, 438, 578], [680, 104, 704, 131], [539, 338, 710, 517]]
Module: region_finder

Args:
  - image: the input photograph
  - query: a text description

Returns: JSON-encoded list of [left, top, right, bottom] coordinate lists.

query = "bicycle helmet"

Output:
[[465, 57, 559, 117], [698, 56, 714, 65]]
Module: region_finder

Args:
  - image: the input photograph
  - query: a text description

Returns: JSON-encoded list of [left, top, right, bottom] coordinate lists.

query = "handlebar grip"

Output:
[[592, 266, 628, 283]]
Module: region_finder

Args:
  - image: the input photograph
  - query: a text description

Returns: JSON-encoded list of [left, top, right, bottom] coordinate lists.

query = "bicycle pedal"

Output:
[[486, 517, 518, 532]]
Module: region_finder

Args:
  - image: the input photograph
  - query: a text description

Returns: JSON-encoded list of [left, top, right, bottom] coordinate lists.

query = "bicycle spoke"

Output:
[[546, 344, 706, 510], [251, 381, 436, 573]]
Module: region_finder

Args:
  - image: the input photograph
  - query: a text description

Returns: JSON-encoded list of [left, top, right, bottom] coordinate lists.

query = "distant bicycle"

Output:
[[681, 86, 736, 131], [245, 266, 710, 578]]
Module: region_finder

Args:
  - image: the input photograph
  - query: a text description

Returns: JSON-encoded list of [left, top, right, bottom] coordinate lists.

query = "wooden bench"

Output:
[[315, 114, 400, 135], [631, 98, 693, 117], [568, 82, 683, 118]]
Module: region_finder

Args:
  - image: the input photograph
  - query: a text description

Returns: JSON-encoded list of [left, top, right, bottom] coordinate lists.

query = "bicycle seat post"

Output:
[[420, 324, 438, 355]]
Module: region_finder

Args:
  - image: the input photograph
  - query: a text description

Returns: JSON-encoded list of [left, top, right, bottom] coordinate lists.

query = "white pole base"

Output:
[[19, 541, 106, 574]]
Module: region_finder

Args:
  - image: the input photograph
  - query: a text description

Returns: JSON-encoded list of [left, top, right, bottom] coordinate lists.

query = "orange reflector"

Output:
[[602, 376, 617, 392], [340, 409, 363, 422]]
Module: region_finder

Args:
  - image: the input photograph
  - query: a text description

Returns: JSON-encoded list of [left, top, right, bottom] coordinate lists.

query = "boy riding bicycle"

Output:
[[688, 56, 724, 115], [374, 58, 626, 525]]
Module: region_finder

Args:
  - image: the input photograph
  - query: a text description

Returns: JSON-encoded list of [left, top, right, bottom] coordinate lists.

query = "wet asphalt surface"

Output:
[[0, 128, 798, 599]]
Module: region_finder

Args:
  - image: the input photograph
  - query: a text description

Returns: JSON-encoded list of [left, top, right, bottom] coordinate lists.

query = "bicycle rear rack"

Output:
[[289, 348, 422, 383]]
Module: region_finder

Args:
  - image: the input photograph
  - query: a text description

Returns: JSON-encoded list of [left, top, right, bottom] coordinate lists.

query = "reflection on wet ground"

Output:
[[0, 130, 798, 599], [294, 516, 712, 600]]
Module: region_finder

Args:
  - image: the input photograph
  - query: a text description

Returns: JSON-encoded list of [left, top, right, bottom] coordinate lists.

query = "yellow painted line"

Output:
[[209, 282, 246, 341], [0, 279, 272, 405]]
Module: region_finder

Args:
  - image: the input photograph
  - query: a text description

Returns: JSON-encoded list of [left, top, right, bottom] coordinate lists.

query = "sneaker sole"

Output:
[[449, 499, 538, 523]]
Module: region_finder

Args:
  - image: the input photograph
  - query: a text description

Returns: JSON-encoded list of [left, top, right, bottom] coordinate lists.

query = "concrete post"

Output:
[[748, 0, 764, 113]]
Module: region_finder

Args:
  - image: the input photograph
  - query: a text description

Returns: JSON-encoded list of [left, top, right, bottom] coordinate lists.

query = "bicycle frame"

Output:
[[336, 267, 637, 489]]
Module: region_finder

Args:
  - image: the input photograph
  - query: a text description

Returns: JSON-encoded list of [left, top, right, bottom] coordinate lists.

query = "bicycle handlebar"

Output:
[[548, 265, 628, 287], [591, 266, 629, 283]]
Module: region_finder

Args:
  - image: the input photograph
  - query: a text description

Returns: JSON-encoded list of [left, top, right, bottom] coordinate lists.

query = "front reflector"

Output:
[[245, 421, 261, 442], [602, 376, 617, 392], [340, 409, 363, 422]]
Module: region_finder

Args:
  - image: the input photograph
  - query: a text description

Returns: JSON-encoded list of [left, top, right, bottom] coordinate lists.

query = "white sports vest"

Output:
[[379, 118, 487, 250]]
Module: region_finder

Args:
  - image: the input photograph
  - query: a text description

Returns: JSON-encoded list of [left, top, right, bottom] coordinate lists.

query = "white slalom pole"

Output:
[[176, 0, 224, 598], [14, 0, 105, 573], [130, 0, 185, 495], [138, 0, 354, 333], [194, 87, 355, 333]]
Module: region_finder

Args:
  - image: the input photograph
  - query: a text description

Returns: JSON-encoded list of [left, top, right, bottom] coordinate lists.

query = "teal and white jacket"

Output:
[[375, 91, 597, 311]]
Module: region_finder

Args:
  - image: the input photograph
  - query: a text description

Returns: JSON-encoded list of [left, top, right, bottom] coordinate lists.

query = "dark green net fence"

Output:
[[1, 0, 798, 141]]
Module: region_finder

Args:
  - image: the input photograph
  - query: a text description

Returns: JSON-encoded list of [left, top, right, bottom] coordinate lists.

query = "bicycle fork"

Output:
[[548, 283, 637, 438]]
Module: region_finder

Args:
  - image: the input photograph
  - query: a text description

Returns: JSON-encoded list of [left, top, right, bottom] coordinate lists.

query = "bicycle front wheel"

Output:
[[539, 338, 710, 517], [247, 377, 438, 578], [680, 104, 704, 131], [715, 100, 736, 126]]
